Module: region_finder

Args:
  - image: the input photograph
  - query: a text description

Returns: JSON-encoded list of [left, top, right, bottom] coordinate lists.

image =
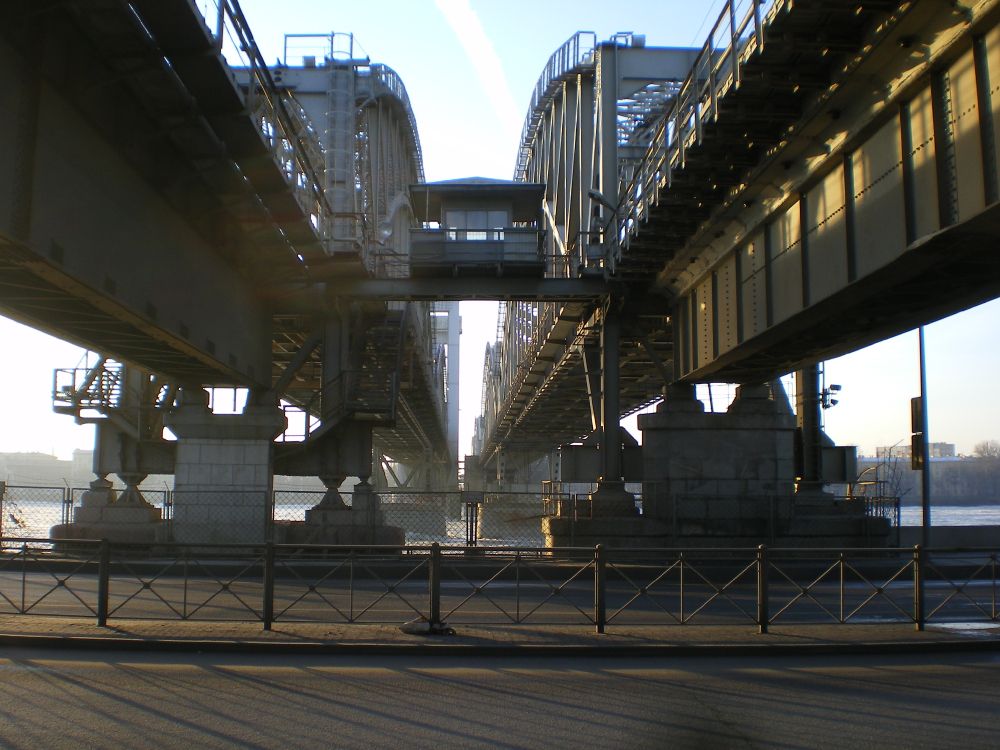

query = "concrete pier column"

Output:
[[51, 475, 164, 544], [115, 472, 153, 508], [638, 382, 797, 541], [164, 387, 286, 544], [350, 479, 383, 528]]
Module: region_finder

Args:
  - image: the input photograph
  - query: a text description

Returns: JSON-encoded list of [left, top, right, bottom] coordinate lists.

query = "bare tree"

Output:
[[973, 440, 1000, 459]]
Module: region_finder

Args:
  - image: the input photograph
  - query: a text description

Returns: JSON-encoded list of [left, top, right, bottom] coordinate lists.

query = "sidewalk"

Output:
[[1, 615, 998, 656]]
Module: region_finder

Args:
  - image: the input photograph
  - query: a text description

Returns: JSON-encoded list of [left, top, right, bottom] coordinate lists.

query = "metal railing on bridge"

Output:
[[280, 370, 400, 441], [203, 0, 335, 254], [614, 0, 779, 267], [0, 538, 995, 634], [515, 32, 598, 182]]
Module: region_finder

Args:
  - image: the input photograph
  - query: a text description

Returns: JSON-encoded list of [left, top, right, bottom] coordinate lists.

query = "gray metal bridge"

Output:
[[475, 0, 1000, 490], [2, 0, 1000, 544], [0, 0, 455, 496]]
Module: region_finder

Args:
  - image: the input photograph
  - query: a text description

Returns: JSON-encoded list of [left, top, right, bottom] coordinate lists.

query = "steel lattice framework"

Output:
[[478, 0, 1000, 471]]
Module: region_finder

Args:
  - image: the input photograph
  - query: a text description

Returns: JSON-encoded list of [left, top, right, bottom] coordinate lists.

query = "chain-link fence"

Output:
[[0, 484, 173, 546], [542, 481, 899, 546], [274, 489, 553, 547], [2, 481, 903, 550], [0, 484, 70, 547], [273, 489, 461, 543]]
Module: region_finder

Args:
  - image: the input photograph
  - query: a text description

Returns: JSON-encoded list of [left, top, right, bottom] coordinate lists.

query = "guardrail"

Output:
[[409, 228, 544, 269], [515, 31, 598, 181], [0, 540, 996, 633], [363, 64, 425, 183], [207, 0, 334, 246], [281, 369, 400, 441], [614, 0, 780, 267]]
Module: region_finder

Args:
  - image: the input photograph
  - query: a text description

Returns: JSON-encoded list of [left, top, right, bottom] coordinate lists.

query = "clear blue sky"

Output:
[[1, 0, 998, 464]]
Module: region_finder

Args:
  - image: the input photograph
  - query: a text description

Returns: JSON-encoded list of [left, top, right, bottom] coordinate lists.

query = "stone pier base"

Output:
[[276, 484, 404, 546], [50, 478, 166, 544]]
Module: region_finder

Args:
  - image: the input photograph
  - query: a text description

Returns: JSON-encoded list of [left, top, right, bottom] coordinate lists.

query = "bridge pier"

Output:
[[164, 387, 285, 545], [637, 382, 798, 543], [273, 423, 405, 546], [51, 364, 171, 543]]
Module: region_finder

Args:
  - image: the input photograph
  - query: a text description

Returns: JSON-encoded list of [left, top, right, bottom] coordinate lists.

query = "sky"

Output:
[[1, 0, 999, 465]]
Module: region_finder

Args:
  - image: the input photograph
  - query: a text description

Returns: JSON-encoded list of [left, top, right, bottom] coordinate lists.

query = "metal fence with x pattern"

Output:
[[0, 539, 997, 633]]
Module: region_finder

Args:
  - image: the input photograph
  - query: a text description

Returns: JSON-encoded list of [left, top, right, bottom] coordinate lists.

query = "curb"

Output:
[[2, 632, 999, 657]]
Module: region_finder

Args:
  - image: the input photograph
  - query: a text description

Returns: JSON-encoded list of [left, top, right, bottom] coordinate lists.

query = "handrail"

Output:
[[613, 0, 779, 266], [218, 0, 336, 252], [515, 31, 597, 181], [365, 64, 425, 183]]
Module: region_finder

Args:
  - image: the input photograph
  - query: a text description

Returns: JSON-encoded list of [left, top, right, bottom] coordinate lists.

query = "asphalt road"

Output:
[[0, 648, 996, 749]]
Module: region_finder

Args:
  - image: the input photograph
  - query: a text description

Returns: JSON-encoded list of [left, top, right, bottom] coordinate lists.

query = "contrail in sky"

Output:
[[433, 0, 522, 140]]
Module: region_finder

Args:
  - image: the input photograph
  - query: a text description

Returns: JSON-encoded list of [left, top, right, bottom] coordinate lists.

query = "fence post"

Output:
[[262, 541, 275, 631], [839, 552, 846, 624], [913, 544, 925, 631], [993, 553, 997, 621], [594, 544, 606, 634], [756, 544, 768, 634], [429, 542, 442, 628], [97, 539, 110, 627], [570, 495, 576, 547]]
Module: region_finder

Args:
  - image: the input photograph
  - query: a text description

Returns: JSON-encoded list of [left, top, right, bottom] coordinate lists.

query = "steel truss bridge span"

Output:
[[0, 0, 450, 472], [477, 0, 1000, 471]]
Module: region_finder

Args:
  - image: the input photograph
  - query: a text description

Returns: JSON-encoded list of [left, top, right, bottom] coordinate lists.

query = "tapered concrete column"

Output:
[[316, 473, 348, 509]]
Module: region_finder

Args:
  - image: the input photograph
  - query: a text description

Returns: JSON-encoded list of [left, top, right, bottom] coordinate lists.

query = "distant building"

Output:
[[0, 452, 71, 486], [875, 442, 956, 460]]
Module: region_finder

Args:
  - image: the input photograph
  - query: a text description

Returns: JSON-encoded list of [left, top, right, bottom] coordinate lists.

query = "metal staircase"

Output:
[[52, 355, 173, 440], [346, 308, 405, 423], [296, 307, 405, 443]]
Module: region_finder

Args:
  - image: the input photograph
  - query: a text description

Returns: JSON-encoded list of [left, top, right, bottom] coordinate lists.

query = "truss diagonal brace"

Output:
[[638, 334, 672, 385], [272, 331, 323, 397]]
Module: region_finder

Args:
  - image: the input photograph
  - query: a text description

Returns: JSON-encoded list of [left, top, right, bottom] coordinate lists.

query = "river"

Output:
[[3, 496, 1000, 542]]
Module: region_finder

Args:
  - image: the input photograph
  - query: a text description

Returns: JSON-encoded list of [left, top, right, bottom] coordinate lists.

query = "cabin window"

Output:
[[444, 209, 509, 240]]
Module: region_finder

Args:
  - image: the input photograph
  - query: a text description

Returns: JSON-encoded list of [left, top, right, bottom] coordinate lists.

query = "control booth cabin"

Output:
[[408, 178, 546, 277]]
